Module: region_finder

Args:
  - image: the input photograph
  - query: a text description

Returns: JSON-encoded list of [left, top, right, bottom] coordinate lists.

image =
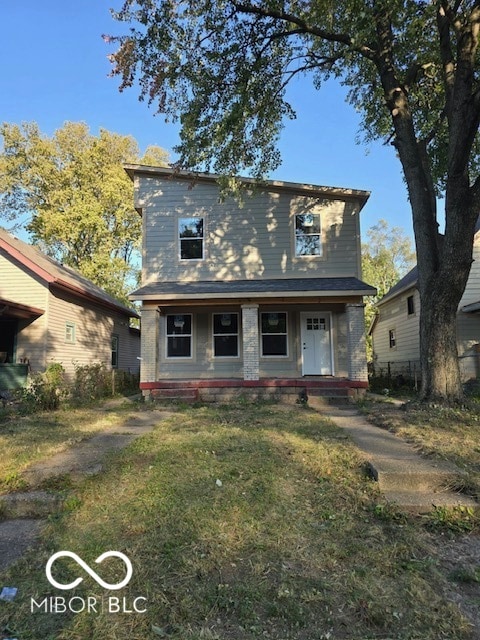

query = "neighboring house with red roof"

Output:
[[126, 165, 376, 402], [370, 220, 480, 382], [0, 228, 140, 388]]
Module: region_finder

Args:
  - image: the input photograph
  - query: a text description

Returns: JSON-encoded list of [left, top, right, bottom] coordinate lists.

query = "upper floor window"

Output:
[[295, 213, 322, 257], [179, 217, 204, 260], [407, 295, 415, 315]]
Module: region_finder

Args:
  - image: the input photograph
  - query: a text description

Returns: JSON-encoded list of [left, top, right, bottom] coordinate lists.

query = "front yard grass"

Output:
[[0, 403, 136, 492], [0, 401, 477, 639]]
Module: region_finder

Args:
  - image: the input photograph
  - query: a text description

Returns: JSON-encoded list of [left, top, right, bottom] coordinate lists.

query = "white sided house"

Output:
[[0, 228, 140, 388], [370, 222, 480, 382], [127, 165, 376, 402]]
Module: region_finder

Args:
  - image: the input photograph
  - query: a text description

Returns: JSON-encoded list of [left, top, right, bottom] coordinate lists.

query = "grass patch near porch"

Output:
[[1, 402, 475, 639], [0, 405, 137, 492]]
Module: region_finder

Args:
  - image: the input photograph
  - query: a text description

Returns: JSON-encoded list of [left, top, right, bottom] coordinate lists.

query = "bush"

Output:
[[22, 362, 67, 411], [71, 362, 112, 404]]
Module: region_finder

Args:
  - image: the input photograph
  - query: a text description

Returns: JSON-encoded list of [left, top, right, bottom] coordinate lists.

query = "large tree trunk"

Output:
[[418, 279, 464, 403]]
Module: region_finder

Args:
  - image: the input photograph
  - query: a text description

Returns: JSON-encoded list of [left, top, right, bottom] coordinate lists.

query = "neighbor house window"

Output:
[[179, 217, 204, 260], [166, 314, 192, 357], [111, 335, 119, 368], [407, 295, 415, 315], [213, 313, 239, 357], [295, 212, 322, 256], [261, 312, 288, 356], [389, 329, 396, 349], [65, 321, 76, 344]]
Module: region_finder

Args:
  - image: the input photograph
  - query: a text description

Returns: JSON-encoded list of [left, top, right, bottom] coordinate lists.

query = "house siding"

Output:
[[138, 176, 362, 284], [0, 253, 48, 371], [372, 289, 421, 369], [45, 289, 140, 379]]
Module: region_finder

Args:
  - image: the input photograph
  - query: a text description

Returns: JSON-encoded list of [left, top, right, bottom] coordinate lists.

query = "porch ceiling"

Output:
[[130, 276, 376, 302], [0, 297, 45, 319]]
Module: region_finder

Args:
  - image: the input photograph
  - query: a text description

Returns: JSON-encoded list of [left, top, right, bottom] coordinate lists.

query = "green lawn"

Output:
[[0, 401, 477, 639]]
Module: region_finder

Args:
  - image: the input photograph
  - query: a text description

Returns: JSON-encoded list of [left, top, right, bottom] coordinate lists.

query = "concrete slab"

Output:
[[312, 402, 478, 512], [0, 520, 44, 571]]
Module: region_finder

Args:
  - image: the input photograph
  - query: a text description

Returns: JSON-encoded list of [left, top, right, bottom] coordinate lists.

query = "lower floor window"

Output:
[[111, 334, 119, 368], [167, 314, 192, 357], [213, 313, 239, 357], [261, 312, 288, 356]]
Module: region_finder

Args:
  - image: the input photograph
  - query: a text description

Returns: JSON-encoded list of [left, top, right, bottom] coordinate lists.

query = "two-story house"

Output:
[[126, 165, 376, 402]]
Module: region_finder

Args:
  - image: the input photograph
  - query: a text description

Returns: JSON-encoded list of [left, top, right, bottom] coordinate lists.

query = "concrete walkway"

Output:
[[0, 406, 172, 572], [314, 401, 478, 512]]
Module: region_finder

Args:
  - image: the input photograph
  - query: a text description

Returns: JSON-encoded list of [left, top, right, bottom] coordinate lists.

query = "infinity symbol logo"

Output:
[[46, 551, 133, 591]]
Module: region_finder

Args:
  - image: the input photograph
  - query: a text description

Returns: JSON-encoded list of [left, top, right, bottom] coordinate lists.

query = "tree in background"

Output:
[[0, 121, 168, 304], [108, 1, 480, 403], [362, 220, 416, 358]]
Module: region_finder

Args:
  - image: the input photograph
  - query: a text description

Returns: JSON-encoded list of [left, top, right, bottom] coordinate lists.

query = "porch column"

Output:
[[140, 305, 159, 390], [346, 303, 368, 382], [241, 304, 260, 381]]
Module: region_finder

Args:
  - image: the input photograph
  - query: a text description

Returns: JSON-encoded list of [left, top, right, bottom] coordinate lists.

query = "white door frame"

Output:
[[300, 311, 334, 376]]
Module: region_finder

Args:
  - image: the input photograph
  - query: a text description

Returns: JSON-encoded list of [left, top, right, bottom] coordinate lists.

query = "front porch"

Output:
[[141, 377, 368, 403]]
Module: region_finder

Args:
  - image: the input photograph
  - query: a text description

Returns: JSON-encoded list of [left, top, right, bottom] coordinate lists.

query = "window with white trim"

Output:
[[213, 313, 239, 357], [261, 312, 288, 356], [295, 212, 322, 256], [389, 329, 396, 349], [179, 217, 204, 260], [166, 314, 192, 357], [65, 321, 76, 344]]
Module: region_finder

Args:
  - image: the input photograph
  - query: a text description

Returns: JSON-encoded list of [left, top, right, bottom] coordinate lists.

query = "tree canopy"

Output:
[[108, 1, 480, 402], [0, 121, 169, 304]]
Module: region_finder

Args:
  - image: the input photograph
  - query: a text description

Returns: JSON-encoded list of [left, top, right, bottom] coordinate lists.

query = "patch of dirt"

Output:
[[433, 533, 480, 639]]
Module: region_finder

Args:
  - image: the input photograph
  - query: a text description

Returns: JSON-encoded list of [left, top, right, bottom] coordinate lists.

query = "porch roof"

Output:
[[0, 297, 45, 319], [130, 277, 376, 301]]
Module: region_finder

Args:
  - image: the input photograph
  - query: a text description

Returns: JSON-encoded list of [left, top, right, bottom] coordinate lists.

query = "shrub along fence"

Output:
[[15, 362, 139, 411]]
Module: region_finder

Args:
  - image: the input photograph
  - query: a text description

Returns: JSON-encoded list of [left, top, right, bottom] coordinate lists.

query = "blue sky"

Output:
[[1, 1, 414, 243]]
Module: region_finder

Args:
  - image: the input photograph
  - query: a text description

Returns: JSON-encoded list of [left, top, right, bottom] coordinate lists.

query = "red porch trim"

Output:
[[140, 378, 368, 390]]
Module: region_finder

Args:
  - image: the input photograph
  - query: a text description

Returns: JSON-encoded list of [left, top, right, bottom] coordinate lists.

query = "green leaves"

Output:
[[0, 121, 169, 304]]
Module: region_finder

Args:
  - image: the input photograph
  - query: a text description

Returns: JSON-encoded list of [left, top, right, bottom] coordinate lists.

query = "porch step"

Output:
[[367, 457, 465, 492], [151, 387, 199, 403], [306, 387, 354, 405]]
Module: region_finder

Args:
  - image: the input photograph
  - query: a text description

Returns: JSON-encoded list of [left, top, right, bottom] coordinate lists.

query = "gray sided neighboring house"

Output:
[[370, 226, 480, 382], [0, 228, 140, 388]]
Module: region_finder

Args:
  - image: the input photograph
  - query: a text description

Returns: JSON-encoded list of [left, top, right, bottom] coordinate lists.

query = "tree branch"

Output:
[[231, 1, 376, 59]]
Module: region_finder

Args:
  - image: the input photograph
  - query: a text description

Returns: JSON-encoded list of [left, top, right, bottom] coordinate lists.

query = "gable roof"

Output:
[[124, 164, 371, 209], [376, 266, 418, 307], [0, 228, 139, 319]]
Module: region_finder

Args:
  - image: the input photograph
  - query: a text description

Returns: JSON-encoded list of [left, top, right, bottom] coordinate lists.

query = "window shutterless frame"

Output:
[[212, 313, 239, 358], [111, 334, 119, 368], [65, 321, 76, 344], [294, 212, 322, 257], [166, 313, 193, 358], [178, 217, 204, 260], [260, 311, 288, 357]]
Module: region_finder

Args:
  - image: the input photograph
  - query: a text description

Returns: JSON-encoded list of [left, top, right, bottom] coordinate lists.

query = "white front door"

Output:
[[300, 312, 333, 375]]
